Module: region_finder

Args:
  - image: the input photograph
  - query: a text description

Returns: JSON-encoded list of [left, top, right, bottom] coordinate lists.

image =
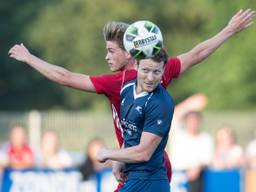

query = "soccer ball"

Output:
[[123, 20, 163, 60]]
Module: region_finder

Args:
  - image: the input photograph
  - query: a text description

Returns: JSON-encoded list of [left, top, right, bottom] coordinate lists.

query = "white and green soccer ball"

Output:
[[123, 20, 163, 60]]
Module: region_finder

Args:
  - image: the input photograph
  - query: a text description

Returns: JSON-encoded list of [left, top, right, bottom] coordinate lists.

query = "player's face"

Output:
[[105, 41, 129, 72], [136, 59, 164, 93]]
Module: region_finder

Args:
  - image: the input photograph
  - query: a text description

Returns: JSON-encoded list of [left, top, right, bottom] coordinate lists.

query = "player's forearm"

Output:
[[180, 9, 255, 73], [26, 54, 72, 86], [102, 146, 150, 163], [98, 133, 161, 163], [9, 44, 96, 91], [193, 27, 232, 61], [180, 27, 233, 73]]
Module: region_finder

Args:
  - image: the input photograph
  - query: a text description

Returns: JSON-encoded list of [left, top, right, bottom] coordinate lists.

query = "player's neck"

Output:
[[124, 60, 136, 70], [135, 85, 147, 95]]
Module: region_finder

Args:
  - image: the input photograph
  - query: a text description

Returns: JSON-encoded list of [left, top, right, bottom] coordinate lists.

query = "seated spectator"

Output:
[[36, 130, 73, 169], [246, 138, 256, 169], [211, 126, 244, 169], [78, 137, 111, 181], [6, 126, 34, 169]]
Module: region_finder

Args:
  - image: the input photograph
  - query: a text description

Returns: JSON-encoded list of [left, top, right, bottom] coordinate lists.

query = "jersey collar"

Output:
[[133, 83, 149, 99]]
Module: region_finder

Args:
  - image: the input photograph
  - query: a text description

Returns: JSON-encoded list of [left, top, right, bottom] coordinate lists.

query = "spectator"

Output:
[[6, 126, 34, 169], [246, 138, 256, 169], [36, 130, 73, 169], [211, 126, 244, 169], [169, 93, 208, 152], [170, 111, 214, 192], [78, 137, 111, 181]]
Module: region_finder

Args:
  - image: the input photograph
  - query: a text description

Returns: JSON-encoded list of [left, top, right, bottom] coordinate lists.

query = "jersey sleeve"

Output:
[[143, 100, 174, 137], [90, 73, 123, 96], [90, 70, 137, 97], [161, 56, 181, 88]]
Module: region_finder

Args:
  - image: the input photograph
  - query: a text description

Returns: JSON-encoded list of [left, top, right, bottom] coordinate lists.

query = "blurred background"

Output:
[[0, 0, 256, 192]]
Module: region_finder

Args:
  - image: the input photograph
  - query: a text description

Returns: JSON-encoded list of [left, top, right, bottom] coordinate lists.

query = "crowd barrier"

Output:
[[1, 167, 117, 192], [1, 168, 255, 192], [203, 168, 241, 192], [172, 168, 256, 192]]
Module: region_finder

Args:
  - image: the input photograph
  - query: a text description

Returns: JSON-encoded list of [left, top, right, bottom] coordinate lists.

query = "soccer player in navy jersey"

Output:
[[8, 9, 255, 189], [96, 49, 174, 192]]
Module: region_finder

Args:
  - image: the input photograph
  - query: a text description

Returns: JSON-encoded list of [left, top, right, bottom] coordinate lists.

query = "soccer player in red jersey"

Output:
[[9, 9, 255, 189]]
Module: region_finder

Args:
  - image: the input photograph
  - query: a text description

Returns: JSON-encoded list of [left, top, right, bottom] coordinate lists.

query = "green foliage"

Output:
[[1, 0, 256, 110]]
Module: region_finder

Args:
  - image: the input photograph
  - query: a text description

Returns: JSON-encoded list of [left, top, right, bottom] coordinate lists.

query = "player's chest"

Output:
[[120, 95, 147, 127]]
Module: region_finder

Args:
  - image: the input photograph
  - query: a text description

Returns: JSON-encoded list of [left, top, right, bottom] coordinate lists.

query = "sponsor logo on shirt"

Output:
[[135, 106, 143, 114], [157, 119, 163, 125], [121, 119, 138, 135]]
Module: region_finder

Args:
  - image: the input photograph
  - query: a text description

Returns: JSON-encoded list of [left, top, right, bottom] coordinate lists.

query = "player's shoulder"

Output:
[[121, 79, 136, 94], [151, 85, 174, 108], [155, 85, 172, 99], [167, 56, 180, 64], [103, 69, 136, 83], [123, 69, 137, 82], [124, 69, 137, 75], [110, 69, 137, 89], [90, 70, 123, 81], [91, 69, 135, 83], [165, 56, 181, 75]]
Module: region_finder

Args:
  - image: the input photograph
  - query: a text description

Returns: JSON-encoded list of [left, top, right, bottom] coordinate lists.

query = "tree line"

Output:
[[1, 0, 255, 110]]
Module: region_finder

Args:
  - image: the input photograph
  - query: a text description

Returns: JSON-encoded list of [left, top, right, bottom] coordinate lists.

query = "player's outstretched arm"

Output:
[[178, 9, 256, 74], [8, 43, 96, 92]]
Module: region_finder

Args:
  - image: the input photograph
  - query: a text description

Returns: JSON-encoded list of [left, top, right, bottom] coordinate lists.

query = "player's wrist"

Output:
[[25, 53, 33, 64], [222, 25, 236, 37], [112, 161, 123, 172]]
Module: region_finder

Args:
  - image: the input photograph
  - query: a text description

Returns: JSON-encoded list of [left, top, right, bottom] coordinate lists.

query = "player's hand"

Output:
[[8, 43, 31, 63], [96, 148, 108, 163], [113, 170, 125, 185], [226, 9, 256, 34], [112, 161, 125, 184]]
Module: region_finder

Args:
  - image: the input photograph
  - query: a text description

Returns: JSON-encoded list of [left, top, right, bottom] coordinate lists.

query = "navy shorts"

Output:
[[119, 179, 170, 192]]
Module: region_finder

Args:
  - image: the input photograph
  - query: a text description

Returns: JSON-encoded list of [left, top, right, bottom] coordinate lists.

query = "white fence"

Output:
[[0, 110, 255, 152]]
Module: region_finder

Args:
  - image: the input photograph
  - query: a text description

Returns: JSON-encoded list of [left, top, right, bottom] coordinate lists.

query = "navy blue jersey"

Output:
[[120, 80, 174, 180]]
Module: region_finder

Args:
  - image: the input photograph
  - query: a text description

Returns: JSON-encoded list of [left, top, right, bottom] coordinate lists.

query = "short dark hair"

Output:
[[151, 49, 168, 65], [137, 49, 169, 67], [103, 21, 129, 50]]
